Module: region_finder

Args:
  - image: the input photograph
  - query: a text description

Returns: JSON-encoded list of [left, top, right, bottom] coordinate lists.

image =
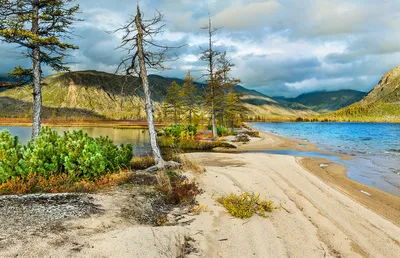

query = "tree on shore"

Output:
[[165, 81, 182, 124], [214, 52, 242, 126], [115, 4, 180, 170], [201, 13, 220, 139], [181, 70, 199, 124], [0, 0, 80, 139]]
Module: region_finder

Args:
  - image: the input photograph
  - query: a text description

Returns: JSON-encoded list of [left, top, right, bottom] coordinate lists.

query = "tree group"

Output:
[[0, 1, 245, 170]]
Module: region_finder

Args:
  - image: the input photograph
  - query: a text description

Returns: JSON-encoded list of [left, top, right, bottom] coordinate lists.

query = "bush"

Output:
[[217, 192, 275, 219], [0, 131, 24, 183], [0, 127, 133, 184], [156, 171, 202, 205], [0, 171, 132, 195], [206, 126, 235, 137], [162, 124, 198, 139]]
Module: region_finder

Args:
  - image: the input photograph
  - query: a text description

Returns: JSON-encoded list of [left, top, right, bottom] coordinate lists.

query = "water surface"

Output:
[[0, 126, 151, 156], [251, 122, 400, 197]]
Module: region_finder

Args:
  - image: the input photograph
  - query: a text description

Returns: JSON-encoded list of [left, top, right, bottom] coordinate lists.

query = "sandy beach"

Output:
[[1, 130, 399, 257]]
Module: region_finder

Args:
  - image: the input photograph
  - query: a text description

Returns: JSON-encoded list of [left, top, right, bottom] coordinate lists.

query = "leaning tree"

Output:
[[115, 4, 181, 170], [0, 0, 80, 139]]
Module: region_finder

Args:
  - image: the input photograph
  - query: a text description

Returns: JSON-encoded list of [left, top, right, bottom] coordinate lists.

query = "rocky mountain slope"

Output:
[[321, 66, 400, 121]]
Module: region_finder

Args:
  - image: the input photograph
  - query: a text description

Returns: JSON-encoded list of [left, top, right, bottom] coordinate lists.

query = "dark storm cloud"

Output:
[[0, 0, 400, 97]]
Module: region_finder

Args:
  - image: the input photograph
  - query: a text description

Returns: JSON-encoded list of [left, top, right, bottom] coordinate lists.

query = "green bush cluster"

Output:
[[162, 124, 198, 138], [217, 126, 234, 137], [208, 125, 235, 137], [0, 127, 133, 183]]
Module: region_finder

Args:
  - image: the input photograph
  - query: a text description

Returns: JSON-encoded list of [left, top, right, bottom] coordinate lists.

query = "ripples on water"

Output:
[[251, 122, 400, 197]]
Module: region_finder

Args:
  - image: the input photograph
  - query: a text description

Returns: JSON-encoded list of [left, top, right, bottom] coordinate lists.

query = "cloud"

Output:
[[0, 0, 400, 98]]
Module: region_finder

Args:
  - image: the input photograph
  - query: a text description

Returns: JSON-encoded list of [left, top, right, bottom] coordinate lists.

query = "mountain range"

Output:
[[0, 70, 315, 120], [275, 90, 366, 113], [1, 68, 399, 122]]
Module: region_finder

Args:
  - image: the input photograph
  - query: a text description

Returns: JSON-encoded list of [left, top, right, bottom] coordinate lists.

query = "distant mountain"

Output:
[[276, 90, 366, 113], [322, 66, 400, 122], [0, 70, 314, 120]]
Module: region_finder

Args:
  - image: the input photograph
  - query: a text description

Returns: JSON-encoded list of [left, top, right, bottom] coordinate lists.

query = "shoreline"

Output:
[[230, 126, 400, 227]]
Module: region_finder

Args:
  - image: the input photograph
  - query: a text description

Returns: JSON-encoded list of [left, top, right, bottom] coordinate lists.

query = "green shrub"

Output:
[[0, 131, 23, 183], [0, 127, 133, 183], [217, 192, 275, 219], [207, 125, 235, 137], [163, 124, 198, 139]]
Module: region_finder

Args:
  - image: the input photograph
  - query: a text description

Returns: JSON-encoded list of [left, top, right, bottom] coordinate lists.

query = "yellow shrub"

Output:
[[216, 192, 275, 218]]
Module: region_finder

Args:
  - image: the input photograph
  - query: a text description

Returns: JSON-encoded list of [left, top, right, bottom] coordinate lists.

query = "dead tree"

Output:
[[201, 13, 220, 139], [115, 4, 180, 171]]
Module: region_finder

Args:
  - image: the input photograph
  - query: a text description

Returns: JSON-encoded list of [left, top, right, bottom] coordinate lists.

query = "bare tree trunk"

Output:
[[135, 7, 164, 167], [207, 17, 218, 139], [31, 0, 42, 139]]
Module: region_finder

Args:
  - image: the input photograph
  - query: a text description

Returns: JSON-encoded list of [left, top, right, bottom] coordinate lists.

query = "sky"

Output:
[[1, 0, 400, 97]]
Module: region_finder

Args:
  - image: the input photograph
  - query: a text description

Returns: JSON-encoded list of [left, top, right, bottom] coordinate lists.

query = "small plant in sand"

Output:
[[217, 192, 275, 219]]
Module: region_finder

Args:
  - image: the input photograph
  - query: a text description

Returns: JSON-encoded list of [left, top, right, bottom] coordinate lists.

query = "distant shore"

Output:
[[229, 125, 400, 226]]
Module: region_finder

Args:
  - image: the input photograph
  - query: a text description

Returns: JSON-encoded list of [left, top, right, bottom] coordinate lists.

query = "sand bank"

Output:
[[185, 151, 400, 257]]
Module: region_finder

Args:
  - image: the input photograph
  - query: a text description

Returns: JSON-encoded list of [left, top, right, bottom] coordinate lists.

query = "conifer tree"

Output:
[[214, 51, 241, 127], [165, 81, 182, 124], [0, 0, 80, 139], [181, 70, 199, 124]]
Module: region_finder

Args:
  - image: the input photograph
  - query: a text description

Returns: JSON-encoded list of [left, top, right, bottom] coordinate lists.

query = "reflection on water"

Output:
[[251, 122, 400, 197], [0, 126, 151, 156]]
